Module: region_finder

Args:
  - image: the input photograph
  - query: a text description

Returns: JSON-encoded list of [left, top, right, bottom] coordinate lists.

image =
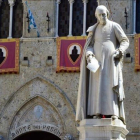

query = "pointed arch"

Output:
[[14, 131, 61, 140], [0, 75, 75, 118], [0, 75, 77, 139], [8, 95, 65, 140]]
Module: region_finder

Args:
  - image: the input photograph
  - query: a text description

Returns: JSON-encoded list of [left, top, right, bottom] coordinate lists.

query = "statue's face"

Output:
[[96, 8, 108, 25]]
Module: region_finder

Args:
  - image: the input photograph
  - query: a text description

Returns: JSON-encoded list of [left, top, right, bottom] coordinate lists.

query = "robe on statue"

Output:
[[76, 20, 129, 123]]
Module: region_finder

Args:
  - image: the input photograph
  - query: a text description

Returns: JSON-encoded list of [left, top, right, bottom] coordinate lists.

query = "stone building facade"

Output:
[[0, 0, 139, 140]]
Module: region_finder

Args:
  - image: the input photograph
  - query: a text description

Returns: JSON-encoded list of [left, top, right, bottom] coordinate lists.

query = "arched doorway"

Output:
[[14, 131, 61, 140]]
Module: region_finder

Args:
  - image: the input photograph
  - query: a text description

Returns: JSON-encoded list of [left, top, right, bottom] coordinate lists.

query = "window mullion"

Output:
[[68, 0, 74, 36], [133, 0, 136, 34], [56, 0, 61, 37], [8, 0, 15, 39], [82, 0, 88, 36]]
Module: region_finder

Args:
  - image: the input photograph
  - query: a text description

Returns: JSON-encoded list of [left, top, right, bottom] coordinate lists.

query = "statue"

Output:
[[76, 5, 129, 123]]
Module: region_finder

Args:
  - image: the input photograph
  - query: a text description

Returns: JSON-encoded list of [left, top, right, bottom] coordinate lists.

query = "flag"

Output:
[[25, 1, 40, 37]]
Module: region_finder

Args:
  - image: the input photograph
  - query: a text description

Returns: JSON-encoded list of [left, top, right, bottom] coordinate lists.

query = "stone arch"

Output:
[[14, 131, 61, 140], [0, 75, 77, 140], [0, 75, 75, 117], [8, 96, 65, 140]]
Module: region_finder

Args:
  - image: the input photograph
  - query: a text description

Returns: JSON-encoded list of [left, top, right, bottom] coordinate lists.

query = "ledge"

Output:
[[19, 34, 135, 41], [126, 34, 135, 37], [128, 133, 140, 136], [20, 37, 57, 42]]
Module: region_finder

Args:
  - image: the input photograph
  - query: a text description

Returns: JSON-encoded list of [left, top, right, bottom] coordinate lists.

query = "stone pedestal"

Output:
[[77, 119, 129, 140]]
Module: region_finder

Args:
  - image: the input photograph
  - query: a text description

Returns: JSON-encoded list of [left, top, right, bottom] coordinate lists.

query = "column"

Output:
[[56, 0, 61, 37], [68, 0, 74, 36], [82, 0, 88, 36], [8, 0, 15, 39], [133, 0, 136, 34]]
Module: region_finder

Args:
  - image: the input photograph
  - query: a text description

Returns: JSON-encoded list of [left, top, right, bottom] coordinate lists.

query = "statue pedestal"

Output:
[[77, 119, 129, 140]]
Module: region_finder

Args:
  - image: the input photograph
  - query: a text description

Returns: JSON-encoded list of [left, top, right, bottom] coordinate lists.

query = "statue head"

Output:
[[95, 5, 109, 25]]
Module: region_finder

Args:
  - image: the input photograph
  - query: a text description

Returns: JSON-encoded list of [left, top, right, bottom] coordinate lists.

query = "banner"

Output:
[[0, 39, 19, 74], [56, 36, 86, 72]]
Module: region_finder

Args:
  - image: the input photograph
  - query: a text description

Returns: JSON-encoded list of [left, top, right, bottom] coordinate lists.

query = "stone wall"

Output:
[[99, 0, 133, 34], [23, 0, 56, 37], [0, 38, 79, 139]]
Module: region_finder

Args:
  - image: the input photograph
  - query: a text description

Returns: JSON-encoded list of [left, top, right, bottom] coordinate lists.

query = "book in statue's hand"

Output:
[[86, 57, 100, 73]]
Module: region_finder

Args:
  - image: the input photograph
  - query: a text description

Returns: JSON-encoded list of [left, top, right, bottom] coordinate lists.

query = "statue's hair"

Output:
[[95, 5, 110, 19]]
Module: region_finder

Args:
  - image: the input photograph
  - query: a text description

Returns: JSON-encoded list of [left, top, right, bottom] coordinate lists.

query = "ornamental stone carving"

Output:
[[68, 0, 74, 4], [82, 0, 88, 3], [8, 0, 15, 6], [34, 105, 43, 120], [56, 0, 61, 4], [64, 134, 74, 140]]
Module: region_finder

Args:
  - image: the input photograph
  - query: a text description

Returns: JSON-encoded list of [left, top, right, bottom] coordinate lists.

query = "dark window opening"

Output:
[[136, 0, 140, 33], [48, 56, 52, 60], [0, 0, 10, 38], [23, 57, 28, 60], [72, 0, 83, 36], [13, 0, 23, 38], [126, 53, 130, 57], [58, 0, 69, 36], [86, 0, 98, 30]]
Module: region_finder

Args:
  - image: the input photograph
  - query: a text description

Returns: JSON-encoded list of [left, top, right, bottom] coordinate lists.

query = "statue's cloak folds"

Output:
[[76, 22, 129, 123]]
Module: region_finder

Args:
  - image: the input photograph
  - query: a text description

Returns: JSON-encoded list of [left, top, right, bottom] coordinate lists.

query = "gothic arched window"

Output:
[[13, 0, 23, 38], [0, 0, 10, 38], [57, 0, 98, 37], [58, 0, 69, 36], [72, 0, 83, 36], [86, 0, 98, 29]]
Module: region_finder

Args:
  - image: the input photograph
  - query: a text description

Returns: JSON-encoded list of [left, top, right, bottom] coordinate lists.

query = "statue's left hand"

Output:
[[113, 50, 122, 59]]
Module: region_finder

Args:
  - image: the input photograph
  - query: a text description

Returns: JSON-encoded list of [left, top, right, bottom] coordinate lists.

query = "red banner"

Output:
[[0, 39, 19, 74], [56, 36, 86, 72]]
